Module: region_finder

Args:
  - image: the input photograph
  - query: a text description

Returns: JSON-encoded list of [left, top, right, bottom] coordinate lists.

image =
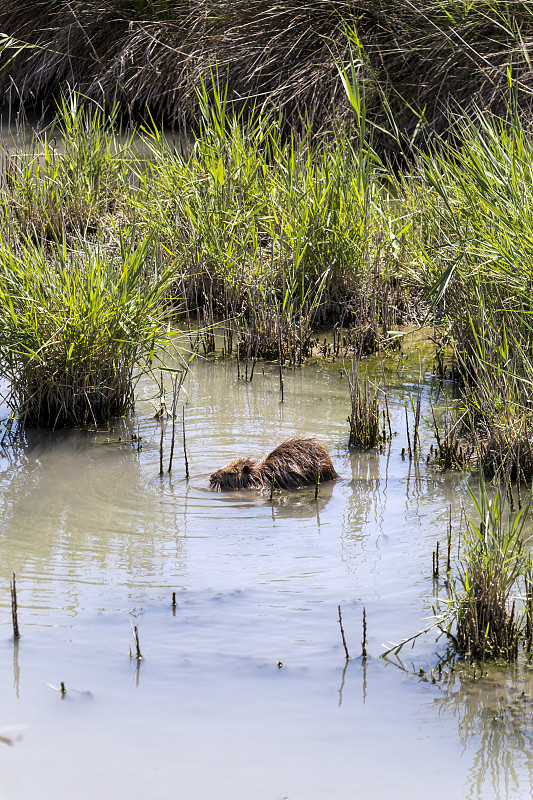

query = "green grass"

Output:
[[442, 477, 532, 662], [403, 107, 533, 477], [0, 229, 179, 427], [3, 94, 133, 239], [130, 81, 408, 359], [346, 359, 389, 450]]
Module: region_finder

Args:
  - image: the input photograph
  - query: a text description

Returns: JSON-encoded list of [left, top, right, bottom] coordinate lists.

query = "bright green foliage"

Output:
[[133, 81, 401, 356], [0, 230, 178, 427], [409, 109, 533, 476], [5, 94, 133, 237], [445, 476, 532, 661]]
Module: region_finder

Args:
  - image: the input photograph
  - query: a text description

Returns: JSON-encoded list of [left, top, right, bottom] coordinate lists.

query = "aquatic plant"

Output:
[[384, 478, 532, 664], [346, 360, 390, 450], [0, 230, 179, 428], [2, 93, 133, 239], [444, 477, 532, 662], [412, 107, 533, 479], [0, 81, 411, 369], [132, 80, 407, 358]]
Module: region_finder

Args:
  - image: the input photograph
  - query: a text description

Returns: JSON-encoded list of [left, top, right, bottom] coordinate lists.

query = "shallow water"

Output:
[[0, 350, 532, 799], [0, 108, 186, 157]]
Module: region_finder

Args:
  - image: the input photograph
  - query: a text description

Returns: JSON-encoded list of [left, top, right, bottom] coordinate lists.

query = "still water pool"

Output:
[[0, 351, 532, 799]]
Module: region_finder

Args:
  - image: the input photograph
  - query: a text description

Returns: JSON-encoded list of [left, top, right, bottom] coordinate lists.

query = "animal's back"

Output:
[[210, 437, 338, 491], [260, 438, 338, 490]]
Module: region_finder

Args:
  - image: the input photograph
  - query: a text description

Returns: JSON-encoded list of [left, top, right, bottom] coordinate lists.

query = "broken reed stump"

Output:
[[432, 541, 440, 578], [413, 385, 422, 455], [447, 506, 452, 576], [338, 604, 350, 660], [405, 404, 412, 459], [362, 607, 367, 659], [384, 393, 392, 440], [168, 374, 178, 474], [182, 405, 190, 480], [130, 617, 143, 661], [159, 426, 164, 476], [526, 564, 533, 653], [278, 349, 284, 403], [10, 572, 19, 639]]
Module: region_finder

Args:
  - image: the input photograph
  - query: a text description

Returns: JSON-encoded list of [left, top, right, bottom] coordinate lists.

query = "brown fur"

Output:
[[209, 438, 339, 491]]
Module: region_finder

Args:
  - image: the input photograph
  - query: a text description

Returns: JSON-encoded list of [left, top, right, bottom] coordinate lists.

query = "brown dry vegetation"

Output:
[[1, 2, 533, 154]]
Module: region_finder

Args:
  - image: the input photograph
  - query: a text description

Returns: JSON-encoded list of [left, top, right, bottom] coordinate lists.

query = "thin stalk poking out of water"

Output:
[[10, 573, 19, 640]]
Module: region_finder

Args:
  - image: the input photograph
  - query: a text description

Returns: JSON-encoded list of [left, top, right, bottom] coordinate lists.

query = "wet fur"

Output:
[[209, 438, 339, 491]]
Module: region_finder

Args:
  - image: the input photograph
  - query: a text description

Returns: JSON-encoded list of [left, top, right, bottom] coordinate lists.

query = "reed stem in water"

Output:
[[10, 573, 19, 640], [338, 604, 350, 660]]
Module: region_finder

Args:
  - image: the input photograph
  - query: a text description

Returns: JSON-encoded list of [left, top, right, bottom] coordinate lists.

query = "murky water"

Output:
[[0, 108, 187, 158], [0, 349, 532, 800]]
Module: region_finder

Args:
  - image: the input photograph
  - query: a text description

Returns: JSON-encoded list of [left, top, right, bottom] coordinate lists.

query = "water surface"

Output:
[[0, 352, 531, 799]]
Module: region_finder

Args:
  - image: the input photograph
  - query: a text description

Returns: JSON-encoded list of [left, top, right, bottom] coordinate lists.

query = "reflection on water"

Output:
[[0, 355, 530, 799], [12, 638, 19, 699], [432, 665, 533, 799]]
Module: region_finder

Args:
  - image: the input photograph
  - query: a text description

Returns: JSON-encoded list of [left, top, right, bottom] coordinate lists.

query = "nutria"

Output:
[[209, 438, 339, 491]]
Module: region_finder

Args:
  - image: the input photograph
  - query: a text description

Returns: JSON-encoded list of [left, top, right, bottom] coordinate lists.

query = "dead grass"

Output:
[[2, 1, 533, 155]]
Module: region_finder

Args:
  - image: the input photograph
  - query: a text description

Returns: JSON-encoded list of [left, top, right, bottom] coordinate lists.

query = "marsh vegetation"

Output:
[[2, 82, 532, 490], [0, 3, 533, 679]]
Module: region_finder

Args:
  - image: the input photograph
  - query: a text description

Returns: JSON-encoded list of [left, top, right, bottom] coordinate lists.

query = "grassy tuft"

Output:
[[346, 360, 390, 450], [3, 93, 133, 239], [444, 477, 532, 662], [0, 229, 179, 428]]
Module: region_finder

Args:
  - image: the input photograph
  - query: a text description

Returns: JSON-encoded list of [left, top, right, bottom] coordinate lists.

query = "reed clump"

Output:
[[384, 479, 533, 665], [2, 94, 133, 240], [346, 360, 390, 450], [0, 1, 355, 134], [411, 108, 533, 481], [0, 230, 178, 428], [444, 478, 532, 662], [132, 83, 410, 359]]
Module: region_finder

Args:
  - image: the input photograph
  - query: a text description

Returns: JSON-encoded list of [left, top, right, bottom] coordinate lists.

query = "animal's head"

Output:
[[209, 457, 262, 490]]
